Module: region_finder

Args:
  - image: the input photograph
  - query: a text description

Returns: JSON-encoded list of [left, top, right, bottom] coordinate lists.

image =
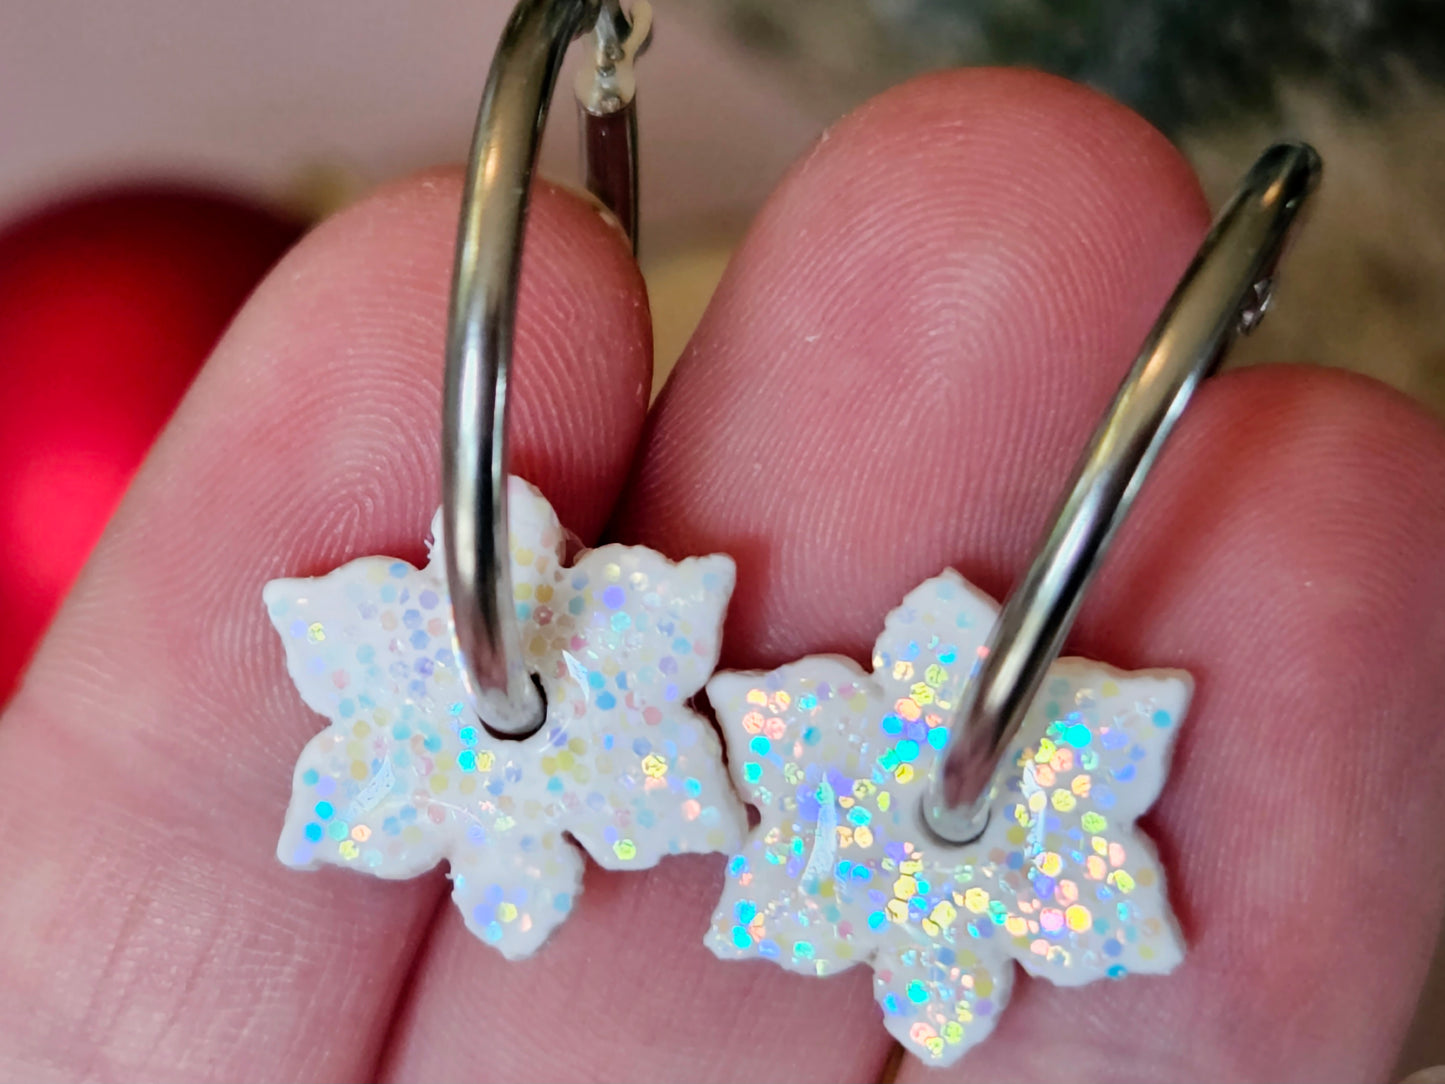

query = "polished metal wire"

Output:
[[443, 2, 1319, 787], [922, 142, 1323, 843], [442, 0, 644, 735]]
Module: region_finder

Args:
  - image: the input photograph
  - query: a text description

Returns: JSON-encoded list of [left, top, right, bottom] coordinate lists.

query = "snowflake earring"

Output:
[[704, 144, 1322, 1064], [264, 0, 745, 960]]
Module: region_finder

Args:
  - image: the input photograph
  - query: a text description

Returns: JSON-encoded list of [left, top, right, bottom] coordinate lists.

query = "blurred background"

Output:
[[1, 1, 1442, 1069]]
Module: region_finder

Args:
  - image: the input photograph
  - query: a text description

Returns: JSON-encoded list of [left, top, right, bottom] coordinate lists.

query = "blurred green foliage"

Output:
[[716, 0, 1445, 133]]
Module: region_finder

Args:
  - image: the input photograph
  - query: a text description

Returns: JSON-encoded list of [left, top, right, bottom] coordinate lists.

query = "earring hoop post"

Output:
[[922, 142, 1322, 844], [442, 0, 643, 735]]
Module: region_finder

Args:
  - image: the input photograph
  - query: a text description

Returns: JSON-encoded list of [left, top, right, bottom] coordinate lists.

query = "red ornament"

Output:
[[0, 187, 303, 701]]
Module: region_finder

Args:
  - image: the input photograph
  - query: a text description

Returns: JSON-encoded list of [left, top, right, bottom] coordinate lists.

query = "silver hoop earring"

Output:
[[263, 0, 747, 961], [701, 143, 1321, 1067]]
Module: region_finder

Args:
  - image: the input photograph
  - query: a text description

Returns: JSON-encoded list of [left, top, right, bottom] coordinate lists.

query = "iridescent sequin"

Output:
[[267, 478, 745, 958], [706, 570, 1189, 1065]]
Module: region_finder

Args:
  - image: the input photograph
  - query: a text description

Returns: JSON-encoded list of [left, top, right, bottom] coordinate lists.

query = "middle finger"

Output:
[[381, 69, 1208, 1083]]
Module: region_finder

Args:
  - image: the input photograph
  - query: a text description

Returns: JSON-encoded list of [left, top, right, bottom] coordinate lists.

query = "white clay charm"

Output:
[[266, 477, 746, 958], [706, 570, 1189, 1065]]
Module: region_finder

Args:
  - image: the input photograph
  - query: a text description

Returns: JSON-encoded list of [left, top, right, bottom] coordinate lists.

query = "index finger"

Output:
[[0, 175, 650, 1081]]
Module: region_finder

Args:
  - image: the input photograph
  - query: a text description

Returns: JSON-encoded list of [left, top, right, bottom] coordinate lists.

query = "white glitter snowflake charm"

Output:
[[265, 477, 746, 958], [705, 570, 1190, 1065]]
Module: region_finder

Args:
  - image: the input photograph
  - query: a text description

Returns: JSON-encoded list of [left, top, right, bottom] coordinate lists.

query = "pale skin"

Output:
[[1, 70, 1443, 1083]]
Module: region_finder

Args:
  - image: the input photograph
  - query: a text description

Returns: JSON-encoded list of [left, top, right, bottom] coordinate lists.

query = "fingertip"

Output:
[[814, 67, 1207, 221], [0, 168, 654, 1082], [178, 169, 650, 557], [1096, 361, 1445, 675], [508, 179, 654, 533], [627, 67, 1212, 669]]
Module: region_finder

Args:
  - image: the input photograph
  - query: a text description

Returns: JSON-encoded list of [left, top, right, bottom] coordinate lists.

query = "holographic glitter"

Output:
[[706, 570, 1189, 1065], [266, 477, 745, 958]]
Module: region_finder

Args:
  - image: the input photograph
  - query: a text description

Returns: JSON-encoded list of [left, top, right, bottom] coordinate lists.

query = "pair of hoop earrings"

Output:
[[263, 0, 1320, 1066]]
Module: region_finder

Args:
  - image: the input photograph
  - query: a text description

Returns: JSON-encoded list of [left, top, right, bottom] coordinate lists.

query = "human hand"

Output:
[[1, 70, 1442, 1083]]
